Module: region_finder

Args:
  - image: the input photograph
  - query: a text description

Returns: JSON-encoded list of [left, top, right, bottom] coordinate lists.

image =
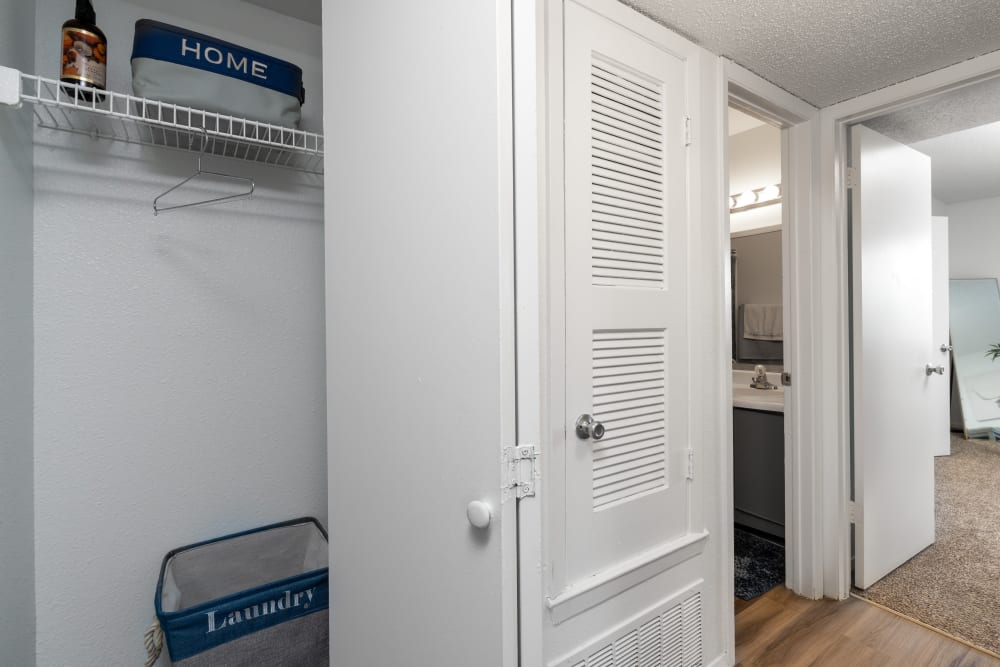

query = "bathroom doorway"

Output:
[[727, 105, 789, 613]]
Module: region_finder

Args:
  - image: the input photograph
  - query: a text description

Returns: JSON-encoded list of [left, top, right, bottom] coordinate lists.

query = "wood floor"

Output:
[[735, 586, 1000, 666]]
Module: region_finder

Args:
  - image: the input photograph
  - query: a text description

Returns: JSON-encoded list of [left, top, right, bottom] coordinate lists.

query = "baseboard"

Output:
[[705, 652, 731, 667]]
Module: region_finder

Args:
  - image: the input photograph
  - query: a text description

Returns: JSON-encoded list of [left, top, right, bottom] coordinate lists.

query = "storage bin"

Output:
[[153, 517, 328, 666], [131, 19, 306, 127]]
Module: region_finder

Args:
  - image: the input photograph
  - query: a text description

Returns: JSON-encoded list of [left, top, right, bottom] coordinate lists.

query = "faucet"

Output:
[[750, 364, 778, 390]]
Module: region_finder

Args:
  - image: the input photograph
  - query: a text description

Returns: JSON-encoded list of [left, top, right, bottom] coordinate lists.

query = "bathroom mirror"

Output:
[[731, 230, 783, 369], [950, 278, 1000, 438]]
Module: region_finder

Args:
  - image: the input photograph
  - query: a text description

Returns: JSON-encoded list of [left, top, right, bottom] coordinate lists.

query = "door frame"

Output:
[[724, 61, 824, 609], [817, 49, 1000, 599]]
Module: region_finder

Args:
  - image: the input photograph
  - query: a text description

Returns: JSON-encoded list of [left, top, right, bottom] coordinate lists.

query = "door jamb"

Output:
[[724, 62, 824, 611], [818, 50, 1000, 600]]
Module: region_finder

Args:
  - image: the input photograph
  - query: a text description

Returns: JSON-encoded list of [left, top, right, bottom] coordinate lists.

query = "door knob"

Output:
[[575, 414, 606, 440], [466, 501, 492, 529], [941, 344, 953, 352], [925, 364, 945, 376]]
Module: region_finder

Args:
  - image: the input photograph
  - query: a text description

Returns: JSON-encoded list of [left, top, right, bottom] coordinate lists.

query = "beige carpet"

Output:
[[855, 434, 1000, 655]]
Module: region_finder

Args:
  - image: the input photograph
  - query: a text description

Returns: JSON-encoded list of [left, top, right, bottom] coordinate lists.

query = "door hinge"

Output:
[[781, 371, 792, 387], [503, 445, 539, 500], [684, 116, 692, 147], [686, 447, 695, 480], [848, 500, 861, 524], [845, 167, 857, 189]]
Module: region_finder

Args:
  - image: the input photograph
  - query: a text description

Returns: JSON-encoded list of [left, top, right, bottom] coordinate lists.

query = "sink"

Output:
[[732, 370, 785, 412]]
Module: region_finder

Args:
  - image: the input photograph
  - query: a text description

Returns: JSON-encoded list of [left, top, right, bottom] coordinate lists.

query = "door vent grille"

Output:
[[592, 328, 667, 510], [590, 58, 665, 289], [565, 591, 702, 667]]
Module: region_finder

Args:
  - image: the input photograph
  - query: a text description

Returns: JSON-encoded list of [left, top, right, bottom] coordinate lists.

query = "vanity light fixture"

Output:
[[729, 183, 781, 213]]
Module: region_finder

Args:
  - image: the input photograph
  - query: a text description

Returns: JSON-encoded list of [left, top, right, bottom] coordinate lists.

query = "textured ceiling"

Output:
[[861, 76, 1000, 203], [619, 0, 1000, 107], [864, 76, 1000, 145], [241, 0, 321, 25]]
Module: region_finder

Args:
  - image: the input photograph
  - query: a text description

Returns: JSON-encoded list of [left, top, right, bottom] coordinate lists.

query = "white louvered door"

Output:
[[564, 0, 691, 585]]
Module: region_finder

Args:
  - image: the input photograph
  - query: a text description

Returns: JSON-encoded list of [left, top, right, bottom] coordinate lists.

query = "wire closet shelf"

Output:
[[14, 70, 323, 175]]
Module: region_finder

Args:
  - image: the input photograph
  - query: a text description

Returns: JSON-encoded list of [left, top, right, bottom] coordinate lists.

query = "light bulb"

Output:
[[759, 184, 780, 203], [736, 190, 757, 208]]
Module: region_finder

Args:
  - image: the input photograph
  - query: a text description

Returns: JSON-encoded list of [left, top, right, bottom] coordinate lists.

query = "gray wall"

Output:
[[31, 1, 326, 664], [0, 0, 36, 664], [732, 230, 782, 307]]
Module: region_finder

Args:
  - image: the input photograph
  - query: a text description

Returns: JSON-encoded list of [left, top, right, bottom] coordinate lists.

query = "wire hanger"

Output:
[[153, 128, 255, 216]]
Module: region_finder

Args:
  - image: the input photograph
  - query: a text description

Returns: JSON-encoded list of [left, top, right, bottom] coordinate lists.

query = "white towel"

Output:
[[743, 304, 782, 341]]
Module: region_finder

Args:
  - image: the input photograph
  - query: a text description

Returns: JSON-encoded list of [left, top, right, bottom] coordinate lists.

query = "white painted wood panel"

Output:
[[851, 125, 936, 590], [324, 1, 516, 665], [564, 0, 691, 587]]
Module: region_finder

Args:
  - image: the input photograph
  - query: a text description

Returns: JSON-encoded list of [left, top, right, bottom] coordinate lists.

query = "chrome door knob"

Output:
[[925, 364, 945, 376], [575, 414, 606, 440]]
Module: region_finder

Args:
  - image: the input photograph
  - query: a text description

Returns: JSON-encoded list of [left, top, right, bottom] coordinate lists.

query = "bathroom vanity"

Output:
[[732, 370, 785, 538]]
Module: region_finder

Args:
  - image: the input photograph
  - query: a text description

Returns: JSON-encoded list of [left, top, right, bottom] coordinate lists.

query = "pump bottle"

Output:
[[61, 0, 107, 100]]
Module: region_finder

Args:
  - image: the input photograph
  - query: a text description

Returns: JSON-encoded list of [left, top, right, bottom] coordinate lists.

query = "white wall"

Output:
[[729, 122, 782, 234], [0, 0, 36, 664], [31, 1, 326, 664], [945, 195, 1000, 285]]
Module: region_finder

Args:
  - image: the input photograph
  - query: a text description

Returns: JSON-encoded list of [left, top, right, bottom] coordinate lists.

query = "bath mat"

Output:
[[734, 527, 785, 600]]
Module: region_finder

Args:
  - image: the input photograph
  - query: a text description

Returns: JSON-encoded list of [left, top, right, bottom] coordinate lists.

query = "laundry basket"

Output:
[[150, 517, 329, 666]]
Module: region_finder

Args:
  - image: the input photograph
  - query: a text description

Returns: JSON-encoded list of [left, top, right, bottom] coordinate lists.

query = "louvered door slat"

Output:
[[597, 421, 663, 443], [592, 192, 664, 219], [595, 388, 665, 408], [593, 437, 666, 462], [593, 249, 664, 271], [593, 143, 663, 174], [593, 157, 663, 186], [593, 174, 663, 200], [594, 453, 665, 484], [588, 55, 667, 291], [599, 408, 664, 429], [593, 126, 663, 158], [591, 328, 667, 509], [593, 195, 664, 220], [593, 183, 663, 209], [593, 216, 663, 237], [595, 477, 666, 508], [592, 62, 661, 101], [590, 83, 660, 123]]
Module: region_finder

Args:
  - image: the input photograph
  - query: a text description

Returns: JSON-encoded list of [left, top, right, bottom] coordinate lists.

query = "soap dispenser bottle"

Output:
[[61, 0, 107, 99]]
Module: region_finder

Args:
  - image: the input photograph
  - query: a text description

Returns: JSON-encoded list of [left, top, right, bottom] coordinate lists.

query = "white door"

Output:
[[563, 0, 691, 586], [851, 125, 936, 590], [931, 217, 951, 456], [324, 1, 516, 665], [536, 3, 711, 664]]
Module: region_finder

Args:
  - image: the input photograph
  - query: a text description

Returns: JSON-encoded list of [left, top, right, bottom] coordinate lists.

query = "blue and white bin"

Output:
[[148, 517, 328, 666], [131, 19, 306, 127]]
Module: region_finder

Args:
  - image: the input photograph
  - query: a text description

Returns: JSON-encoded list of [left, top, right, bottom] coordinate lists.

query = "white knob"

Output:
[[466, 501, 492, 529]]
